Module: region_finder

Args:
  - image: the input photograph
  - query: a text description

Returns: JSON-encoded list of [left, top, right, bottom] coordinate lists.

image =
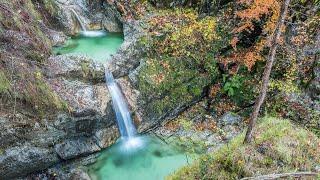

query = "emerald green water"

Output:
[[88, 136, 193, 180], [53, 31, 123, 62]]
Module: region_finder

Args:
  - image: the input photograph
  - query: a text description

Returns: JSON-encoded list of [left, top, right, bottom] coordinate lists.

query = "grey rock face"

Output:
[[219, 112, 243, 126], [54, 138, 101, 160], [46, 54, 110, 115], [102, 4, 123, 32], [105, 20, 145, 78], [106, 40, 145, 79], [46, 55, 105, 82], [123, 21, 145, 42], [54, 113, 115, 137], [0, 83, 117, 178], [50, 0, 81, 34], [0, 145, 59, 179], [103, 17, 122, 32], [51, 0, 123, 34], [25, 153, 100, 179], [49, 79, 110, 114], [39, 21, 67, 46], [94, 125, 119, 148], [69, 169, 91, 180], [0, 112, 118, 178], [280, 93, 320, 129]]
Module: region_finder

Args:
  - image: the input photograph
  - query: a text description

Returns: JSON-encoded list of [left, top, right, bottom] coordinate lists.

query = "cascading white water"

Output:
[[70, 9, 86, 31], [105, 70, 137, 138], [81, 30, 107, 37], [69, 9, 110, 38]]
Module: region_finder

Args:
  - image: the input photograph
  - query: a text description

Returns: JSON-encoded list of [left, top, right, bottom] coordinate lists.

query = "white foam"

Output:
[[80, 30, 107, 37], [121, 137, 144, 151]]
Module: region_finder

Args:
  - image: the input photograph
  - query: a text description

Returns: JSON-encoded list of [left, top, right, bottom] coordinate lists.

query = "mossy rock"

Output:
[[135, 9, 222, 122], [168, 117, 320, 179], [136, 56, 219, 121]]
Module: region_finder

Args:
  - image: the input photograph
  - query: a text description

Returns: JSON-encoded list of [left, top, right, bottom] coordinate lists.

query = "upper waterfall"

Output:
[[70, 9, 86, 31]]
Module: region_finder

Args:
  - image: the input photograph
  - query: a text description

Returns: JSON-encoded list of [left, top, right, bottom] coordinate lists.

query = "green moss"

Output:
[[21, 71, 67, 116], [137, 56, 219, 119], [43, 0, 59, 16], [0, 0, 63, 116], [0, 70, 11, 94], [25, 50, 45, 63], [139, 67, 212, 118], [25, 0, 42, 21], [80, 60, 91, 77], [168, 117, 320, 179], [135, 9, 227, 119]]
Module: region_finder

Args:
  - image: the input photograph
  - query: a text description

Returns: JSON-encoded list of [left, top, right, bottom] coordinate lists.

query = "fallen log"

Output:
[[241, 172, 319, 180]]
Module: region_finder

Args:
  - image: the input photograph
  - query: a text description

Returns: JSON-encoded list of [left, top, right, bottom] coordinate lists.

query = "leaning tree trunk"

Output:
[[244, 0, 291, 143]]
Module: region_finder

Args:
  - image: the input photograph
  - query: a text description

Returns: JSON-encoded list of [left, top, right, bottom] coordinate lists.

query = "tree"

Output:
[[244, 0, 291, 143]]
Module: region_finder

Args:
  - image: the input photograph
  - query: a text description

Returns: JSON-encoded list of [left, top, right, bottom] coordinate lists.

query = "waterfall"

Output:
[[105, 70, 137, 138], [70, 9, 86, 31]]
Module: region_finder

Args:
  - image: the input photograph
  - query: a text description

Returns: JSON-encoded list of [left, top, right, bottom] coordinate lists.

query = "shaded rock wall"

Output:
[[0, 0, 125, 178], [0, 146, 59, 178], [0, 112, 118, 178], [47, 0, 123, 34]]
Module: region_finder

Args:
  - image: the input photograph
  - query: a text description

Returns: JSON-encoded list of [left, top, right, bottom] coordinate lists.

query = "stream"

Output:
[[53, 30, 192, 180]]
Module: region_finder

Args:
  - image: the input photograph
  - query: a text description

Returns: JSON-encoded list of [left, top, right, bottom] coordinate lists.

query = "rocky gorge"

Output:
[[0, 0, 319, 179], [0, 0, 222, 178]]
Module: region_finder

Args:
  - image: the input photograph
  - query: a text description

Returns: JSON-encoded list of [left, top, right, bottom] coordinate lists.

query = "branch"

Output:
[[241, 172, 319, 180]]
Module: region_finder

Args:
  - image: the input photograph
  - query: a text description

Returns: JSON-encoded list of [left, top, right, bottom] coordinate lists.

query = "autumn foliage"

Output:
[[221, 0, 281, 70]]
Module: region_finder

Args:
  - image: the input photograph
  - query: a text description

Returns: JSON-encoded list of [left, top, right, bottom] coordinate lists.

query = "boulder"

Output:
[[53, 113, 115, 137], [0, 115, 49, 149], [54, 137, 101, 160], [94, 125, 119, 148], [102, 5, 123, 32], [46, 55, 105, 83], [69, 169, 91, 180], [0, 145, 59, 179], [25, 152, 101, 179], [48, 79, 110, 114], [279, 93, 320, 130], [106, 39, 145, 78], [219, 112, 243, 126]]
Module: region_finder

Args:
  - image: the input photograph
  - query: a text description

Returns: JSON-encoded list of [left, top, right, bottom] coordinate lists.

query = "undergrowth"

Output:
[[168, 117, 320, 180], [0, 0, 67, 116]]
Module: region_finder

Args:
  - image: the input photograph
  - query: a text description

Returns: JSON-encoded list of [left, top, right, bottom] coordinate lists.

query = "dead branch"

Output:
[[241, 171, 319, 180]]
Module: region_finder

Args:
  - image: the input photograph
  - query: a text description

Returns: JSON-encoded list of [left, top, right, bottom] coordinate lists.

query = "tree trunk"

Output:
[[244, 0, 291, 143]]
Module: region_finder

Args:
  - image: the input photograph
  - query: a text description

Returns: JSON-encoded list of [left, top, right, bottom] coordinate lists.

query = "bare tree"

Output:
[[244, 0, 291, 143]]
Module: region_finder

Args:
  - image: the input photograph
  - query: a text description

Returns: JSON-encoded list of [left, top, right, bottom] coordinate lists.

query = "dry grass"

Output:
[[168, 117, 320, 180]]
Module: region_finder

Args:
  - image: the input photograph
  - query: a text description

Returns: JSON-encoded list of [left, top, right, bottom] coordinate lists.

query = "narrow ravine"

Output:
[[1, 1, 318, 179], [54, 28, 193, 179]]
